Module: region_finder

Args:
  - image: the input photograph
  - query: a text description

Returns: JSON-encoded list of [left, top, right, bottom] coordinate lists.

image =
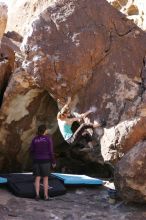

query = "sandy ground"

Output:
[[0, 184, 146, 220]]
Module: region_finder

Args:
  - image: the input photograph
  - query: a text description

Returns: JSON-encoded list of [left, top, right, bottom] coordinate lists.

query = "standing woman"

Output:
[[30, 124, 56, 200]]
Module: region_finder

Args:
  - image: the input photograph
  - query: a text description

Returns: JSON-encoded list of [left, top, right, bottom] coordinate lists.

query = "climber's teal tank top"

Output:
[[58, 119, 73, 140]]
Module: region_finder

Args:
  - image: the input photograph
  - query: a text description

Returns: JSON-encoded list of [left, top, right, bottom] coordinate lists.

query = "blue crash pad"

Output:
[[0, 177, 7, 184], [52, 173, 103, 185]]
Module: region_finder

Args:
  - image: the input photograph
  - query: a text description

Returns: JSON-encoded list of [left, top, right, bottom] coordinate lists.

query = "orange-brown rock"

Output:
[[101, 117, 146, 163], [15, 0, 146, 169], [115, 140, 146, 202], [2, 0, 146, 198], [107, 0, 146, 31], [0, 67, 58, 171], [20, 0, 146, 115], [127, 5, 139, 16], [0, 41, 15, 110], [0, 3, 7, 42]]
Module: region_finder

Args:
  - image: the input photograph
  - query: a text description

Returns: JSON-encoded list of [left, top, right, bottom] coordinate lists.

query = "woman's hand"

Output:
[[67, 97, 71, 103], [80, 110, 92, 119], [89, 106, 97, 113], [52, 163, 56, 168], [83, 107, 97, 117]]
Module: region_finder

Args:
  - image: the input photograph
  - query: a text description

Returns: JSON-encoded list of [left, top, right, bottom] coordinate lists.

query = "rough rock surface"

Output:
[[6, 0, 52, 37], [115, 140, 146, 202], [0, 68, 58, 171], [0, 186, 146, 220], [0, 3, 7, 42], [22, 0, 146, 109], [1, 0, 146, 203], [107, 0, 146, 31], [101, 117, 146, 163], [21, 0, 146, 164]]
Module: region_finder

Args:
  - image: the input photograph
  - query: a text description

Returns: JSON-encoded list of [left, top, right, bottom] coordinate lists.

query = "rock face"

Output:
[[21, 0, 146, 165], [101, 117, 146, 163], [107, 0, 146, 31], [0, 3, 7, 42], [0, 42, 15, 108], [1, 0, 146, 201], [115, 140, 146, 202], [6, 0, 52, 36], [21, 0, 146, 124], [0, 67, 58, 171]]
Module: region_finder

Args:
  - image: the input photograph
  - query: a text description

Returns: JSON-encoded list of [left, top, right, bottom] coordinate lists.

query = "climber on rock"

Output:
[[57, 97, 101, 149]]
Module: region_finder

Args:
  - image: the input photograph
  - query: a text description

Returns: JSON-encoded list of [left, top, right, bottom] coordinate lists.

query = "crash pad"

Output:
[[52, 173, 103, 185], [0, 177, 7, 184], [0, 173, 66, 198]]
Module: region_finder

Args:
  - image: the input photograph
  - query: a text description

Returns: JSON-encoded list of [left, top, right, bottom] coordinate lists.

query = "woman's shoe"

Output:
[[44, 197, 49, 201], [35, 195, 40, 201], [44, 196, 54, 201]]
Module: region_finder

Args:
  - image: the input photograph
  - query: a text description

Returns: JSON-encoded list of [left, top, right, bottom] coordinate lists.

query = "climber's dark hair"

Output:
[[37, 124, 46, 135]]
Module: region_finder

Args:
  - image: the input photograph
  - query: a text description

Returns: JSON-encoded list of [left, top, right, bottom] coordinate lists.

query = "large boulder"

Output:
[[0, 68, 58, 171], [21, 0, 146, 164], [1, 0, 146, 181], [101, 117, 146, 163], [20, 0, 146, 121], [115, 140, 146, 203]]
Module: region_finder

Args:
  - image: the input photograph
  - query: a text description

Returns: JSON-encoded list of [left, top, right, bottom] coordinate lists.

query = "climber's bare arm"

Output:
[[58, 97, 72, 113], [64, 117, 80, 125]]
